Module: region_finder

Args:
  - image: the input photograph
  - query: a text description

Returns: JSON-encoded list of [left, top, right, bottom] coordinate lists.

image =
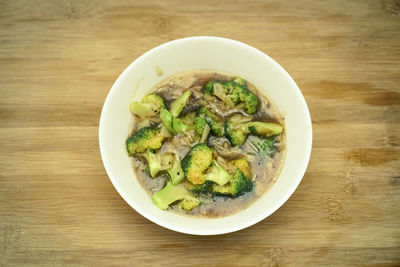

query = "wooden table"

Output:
[[1, 0, 399, 266]]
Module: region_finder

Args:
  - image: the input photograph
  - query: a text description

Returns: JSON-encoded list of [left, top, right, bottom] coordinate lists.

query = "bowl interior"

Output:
[[99, 37, 312, 235]]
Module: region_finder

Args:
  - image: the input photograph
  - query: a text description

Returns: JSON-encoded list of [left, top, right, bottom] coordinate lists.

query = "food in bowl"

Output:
[[126, 70, 285, 217]]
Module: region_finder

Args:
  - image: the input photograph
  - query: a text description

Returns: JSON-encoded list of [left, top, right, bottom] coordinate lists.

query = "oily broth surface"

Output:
[[129, 70, 286, 218]]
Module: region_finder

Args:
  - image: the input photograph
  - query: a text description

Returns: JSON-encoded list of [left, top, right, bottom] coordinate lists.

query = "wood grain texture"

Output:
[[0, 0, 399, 266]]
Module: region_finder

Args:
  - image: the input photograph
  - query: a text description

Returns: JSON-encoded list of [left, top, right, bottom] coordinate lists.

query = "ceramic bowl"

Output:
[[99, 36, 312, 235]]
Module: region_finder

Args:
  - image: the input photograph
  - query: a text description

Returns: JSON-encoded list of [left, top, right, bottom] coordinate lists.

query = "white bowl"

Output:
[[99, 36, 312, 235]]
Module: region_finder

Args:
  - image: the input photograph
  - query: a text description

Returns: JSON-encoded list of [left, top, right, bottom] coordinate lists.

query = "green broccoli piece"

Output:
[[179, 199, 201, 211], [126, 126, 165, 155], [152, 182, 200, 210], [141, 150, 173, 178], [160, 108, 175, 134], [211, 82, 236, 107], [204, 161, 232, 186], [172, 116, 192, 134], [249, 136, 278, 158], [247, 122, 283, 137], [225, 114, 283, 146], [230, 158, 251, 178], [202, 79, 259, 114], [181, 143, 213, 184], [224, 114, 252, 146], [194, 117, 207, 135], [241, 91, 259, 114], [204, 80, 216, 95], [167, 153, 185, 185], [184, 180, 213, 195], [181, 143, 232, 186], [129, 94, 166, 118], [170, 90, 192, 117], [197, 106, 224, 136], [213, 169, 253, 197]]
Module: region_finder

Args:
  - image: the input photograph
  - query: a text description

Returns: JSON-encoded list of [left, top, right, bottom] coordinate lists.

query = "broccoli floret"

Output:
[[181, 143, 213, 184], [202, 79, 259, 114], [204, 80, 216, 95], [227, 81, 258, 114], [184, 180, 213, 195], [181, 143, 233, 186], [152, 182, 200, 210], [247, 122, 283, 137], [225, 117, 248, 146], [160, 91, 193, 134], [197, 106, 224, 136], [126, 126, 165, 155], [225, 114, 283, 146], [160, 108, 175, 134], [141, 150, 173, 178], [167, 153, 185, 185], [204, 161, 232, 186], [241, 91, 259, 114], [179, 198, 201, 211], [249, 136, 278, 158], [213, 169, 253, 197], [170, 90, 192, 117], [230, 158, 251, 178], [224, 114, 253, 146], [129, 94, 166, 118], [211, 82, 236, 107], [194, 117, 207, 135]]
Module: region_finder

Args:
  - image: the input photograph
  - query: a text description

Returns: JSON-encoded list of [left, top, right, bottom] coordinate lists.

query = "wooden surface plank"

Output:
[[1, 0, 399, 266]]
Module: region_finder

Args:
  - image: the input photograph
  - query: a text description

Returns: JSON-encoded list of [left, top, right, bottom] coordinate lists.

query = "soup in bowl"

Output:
[[99, 37, 312, 235]]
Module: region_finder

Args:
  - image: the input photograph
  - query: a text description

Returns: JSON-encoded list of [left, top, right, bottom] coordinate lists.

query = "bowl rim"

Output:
[[99, 36, 312, 235]]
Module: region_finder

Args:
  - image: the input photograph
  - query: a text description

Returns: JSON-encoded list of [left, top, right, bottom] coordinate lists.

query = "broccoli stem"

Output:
[[200, 123, 211, 143], [170, 90, 192, 117], [204, 161, 232, 186], [152, 182, 199, 210], [246, 122, 283, 136], [167, 154, 185, 185], [160, 108, 175, 134], [142, 150, 172, 178], [172, 117, 191, 134]]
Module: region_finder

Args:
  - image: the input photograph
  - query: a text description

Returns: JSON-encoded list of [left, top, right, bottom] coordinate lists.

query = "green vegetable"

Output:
[[126, 126, 165, 155], [249, 136, 278, 158], [129, 94, 166, 118], [167, 153, 185, 185], [160, 108, 175, 134], [184, 180, 213, 195], [170, 90, 192, 117], [172, 117, 191, 134], [179, 198, 201, 211], [182, 143, 232, 186], [230, 158, 251, 178], [204, 80, 216, 96], [181, 143, 213, 185], [225, 114, 283, 146], [194, 117, 207, 135], [204, 161, 232, 186], [141, 150, 173, 178], [213, 169, 253, 197], [197, 106, 224, 136], [152, 182, 200, 210], [247, 122, 283, 137], [203, 78, 259, 114]]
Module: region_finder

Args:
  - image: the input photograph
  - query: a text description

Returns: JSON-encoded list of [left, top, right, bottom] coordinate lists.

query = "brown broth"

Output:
[[129, 70, 286, 218]]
